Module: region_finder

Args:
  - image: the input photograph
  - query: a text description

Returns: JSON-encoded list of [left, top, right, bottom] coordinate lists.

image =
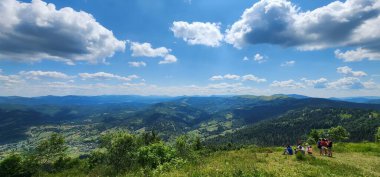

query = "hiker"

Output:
[[327, 139, 333, 157], [321, 138, 328, 155], [287, 145, 293, 155], [296, 144, 305, 154], [317, 138, 322, 155], [283, 145, 293, 155], [307, 145, 313, 155]]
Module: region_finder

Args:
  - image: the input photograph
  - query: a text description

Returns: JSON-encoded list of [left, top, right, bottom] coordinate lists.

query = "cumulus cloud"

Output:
[[241, 74, 267, 82], [0, 73, 23, 87], [281, 60, 295, 67], [224, 74, 240, 80], [253, 53, 266, 63], [130, 42, 177, 64], [271, 80, 305, 89], [0, 0, 125, 65], [210, 74, 266, 83], [336, 66, 367, 77], [159, 54, 177, 64], [78, 72, 138, 81], [243, 53, 267, 63], [128, 61, 147, 67], [210, 74, 239, 81], [225, 0, 380, 61], [301, 78, 328, 88], [207, 82, 243, 89], [326, 77, 367, 89], [335, 48, 380, 62], [209, 75, 224, 81], [19, 70, 72, 80], [171, 21, 224, 47]]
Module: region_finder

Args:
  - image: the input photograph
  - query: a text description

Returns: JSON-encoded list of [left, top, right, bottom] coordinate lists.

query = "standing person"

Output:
[[327, 139, 333, 157], [321, 138, 328, 156], [317, 138, 322, 155]]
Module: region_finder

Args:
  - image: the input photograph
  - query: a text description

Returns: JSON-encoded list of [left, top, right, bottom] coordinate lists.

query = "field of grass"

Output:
[[160, 143, 380, 177], [34, 143, 380, 177]]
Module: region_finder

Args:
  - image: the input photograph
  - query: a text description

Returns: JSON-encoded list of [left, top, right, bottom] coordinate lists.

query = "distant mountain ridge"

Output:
[[1, 94, 380, 146], [0, 95, 178, 105]]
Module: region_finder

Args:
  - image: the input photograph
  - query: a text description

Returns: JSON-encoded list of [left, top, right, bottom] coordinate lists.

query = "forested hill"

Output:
[[1, 95, 380, 146], [206, 107, 380, 147]]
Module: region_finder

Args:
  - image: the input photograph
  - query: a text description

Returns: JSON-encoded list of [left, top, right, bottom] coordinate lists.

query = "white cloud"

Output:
[[327, 77, 366, 89], [225, 0, 380, 60], [301, 78, 328, 88], [171, 21, 224, 47], [19, 70, 72, 80], [243, 53, 267, 63], [209, 74, 240, 80], [271, 80, 305, 89], [128, 61, 147, 67], [224, 74, 240, 80], [0, 0, 125, 65], [78, 72, 138, 81], [209, 75, 224, 81], [254, 53, 266, 63], [281, 60, 295, 67], [242, 74, 267, 82], [0, 73, 23, 87], [207, 82, 243, 89], [159, 54, 177, 64], [336, 66, 367, 77], [335, 48, 380, 62], [130, 42, 170, 58], [129, 42, 177, 64], [210, 74, 266, 83]]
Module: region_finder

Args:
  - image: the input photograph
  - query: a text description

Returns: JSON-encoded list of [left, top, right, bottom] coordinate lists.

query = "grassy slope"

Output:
[[161, 143, 380, 177], [37, 143, 380, 177]]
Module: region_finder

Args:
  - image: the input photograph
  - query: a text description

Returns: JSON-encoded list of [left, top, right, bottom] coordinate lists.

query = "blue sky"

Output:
[[0, 0, 380, 97]]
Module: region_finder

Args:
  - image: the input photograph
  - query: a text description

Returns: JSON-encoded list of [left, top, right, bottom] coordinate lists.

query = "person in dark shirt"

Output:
[[327, 140, 333, 157], [317, 138, 322, 155]]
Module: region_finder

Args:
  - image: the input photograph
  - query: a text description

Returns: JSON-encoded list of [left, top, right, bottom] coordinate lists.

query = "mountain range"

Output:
[[0, 94, 379, 150]]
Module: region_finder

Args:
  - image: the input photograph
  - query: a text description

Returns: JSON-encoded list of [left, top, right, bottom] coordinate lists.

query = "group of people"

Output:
[[283, 138, 333, 157], [283, 144, 313, 155], [317, 138, 333, 157]]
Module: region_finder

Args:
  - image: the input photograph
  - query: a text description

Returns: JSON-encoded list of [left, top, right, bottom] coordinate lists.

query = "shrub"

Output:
[[137, 142, 175, 169], [34, 133, 68, 165], [295, 151, 306, 161], [375, 127, 380, 143], [105, 132, 139, 173], [328, 126, 350, 142], [0, 154, 24, 177]]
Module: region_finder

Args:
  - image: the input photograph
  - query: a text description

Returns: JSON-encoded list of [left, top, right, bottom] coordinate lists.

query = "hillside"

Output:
[[206, 107, 380, 146], [1, 95, 380, 154], [160, 143, 380, 177]]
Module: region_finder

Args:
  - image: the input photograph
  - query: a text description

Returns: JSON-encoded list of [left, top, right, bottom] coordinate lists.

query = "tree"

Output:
[[192, 136, 202, 151], [328, 126, 350, 142], [376, 127, 380, 143], [101, 131, 139, 173], [137, 142, 175, 169], [34, 133, 67, 165], [308, 129, 321, 142], [0, 154, 24, 177]]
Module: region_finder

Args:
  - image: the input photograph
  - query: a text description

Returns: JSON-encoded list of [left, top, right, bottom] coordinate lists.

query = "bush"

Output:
[[104, 132, 139, 173], [328, 126, 350, 142], [137, 142, 175, 169], [0, 154, 24, 177], [295, 151, 306, 161]]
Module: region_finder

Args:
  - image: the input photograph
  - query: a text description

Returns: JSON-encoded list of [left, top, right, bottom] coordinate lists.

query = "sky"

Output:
[[0, 0, 380, 97]]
